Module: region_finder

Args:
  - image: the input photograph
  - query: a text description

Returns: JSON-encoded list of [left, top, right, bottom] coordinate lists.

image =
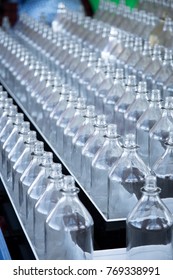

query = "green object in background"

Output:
[[89, 0, 139, 13]]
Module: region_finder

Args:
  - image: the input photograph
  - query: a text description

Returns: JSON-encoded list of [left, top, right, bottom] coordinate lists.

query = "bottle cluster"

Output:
[[0, 1, 173, 260], [0, 88, 94, 260]]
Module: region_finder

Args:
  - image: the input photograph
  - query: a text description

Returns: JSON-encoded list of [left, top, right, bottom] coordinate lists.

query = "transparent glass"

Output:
[[26, 152, 53, 241], [55, 91, 78, 155], [34, 163, 63, 259], [12, 131, 37, 209], [149, 97, 173, 168], [49, 84, 70, 147], [6, 122, 30, 191], [95, 67, 116, 114], [63, 98, 86, 165], [81, 115, 107, 193], [91, 124, 123, 217], [126, 175, 173, 260], [45, 176, 94, 260], [124, 81, 149, 136], [108, 134, 149, 219], [71, 105, 96, 178], [1, 113, 24, 180], [18, 141, 45, 224], [103, 68, 125, 123], [0, 105, 17, 169], [114, 75, 137, 136], [152, 131, 173, 214], [136, 89, 162, 167]]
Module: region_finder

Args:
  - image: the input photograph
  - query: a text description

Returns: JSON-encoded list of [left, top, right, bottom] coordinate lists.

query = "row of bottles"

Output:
[[1, 14, 173, 220], [50, 7, 173, 97], [1, 85, 173, 260], [0, 88, 94, 260], [96, 0, 173, 49], [1, 6, 173, 259], [138, 0, 173, 19]]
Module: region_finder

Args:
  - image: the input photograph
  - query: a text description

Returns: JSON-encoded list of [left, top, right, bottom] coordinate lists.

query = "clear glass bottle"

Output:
[[143, 45, 163, 90], [49, 84, 70, 147], [149, 97, 173, 168], [117, 35, 135, 68], [10, 131, 37, 199], [91, 124, 123, 217], [114, 75, 137, 136], [42, 80, 62, 135], [18, 141, 45, 224], [136, 89, 162, 167], [154, 49, 173, 93], [0, 98, 13, 131], [81, 115, 107, 193], [45, 175, 94, 260], [1, 113, 24, 180], [26, 152, 53, 240], [55, 91, 78, 155], [152, 131, 173, 214], [103, 68, 125, 123], [63, 97, 86, 164], [71, 105, 96, 178], [86, 59, 107, 105], [29, 70, 49, 119], [12, 131, 37, 209], [0, 91, 8, 115], [124, 81, 149, 136], [6, 121, 30, 190], [134, 42, 153, 82], [126, 175, 173, 260], [125, 37, 143, 75], [0, 105, 17, 169], [78, 53, 98, 99], [108, 134, 149, 220], [94, 65, 116, 114], [35, 75, 60, 127], [34, 163, 63, 259]]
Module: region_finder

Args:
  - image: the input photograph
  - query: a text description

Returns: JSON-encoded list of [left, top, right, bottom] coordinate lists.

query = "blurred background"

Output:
[[0, 0, 139, 26]]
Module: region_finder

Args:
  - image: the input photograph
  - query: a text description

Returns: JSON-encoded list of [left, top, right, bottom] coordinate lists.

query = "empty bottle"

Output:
[[71, 105, 96, 179], [1, 113, 24, 180], [91, 124, 123, 217], [95, 65, 116, 114], [124, 81, 149, 136], [63, 97, 86, 164], [108, 134, 149, 219], [0, 98, 13, 132], [81, 115, 107, 193], [114, 75, 137, 136], [12, 131, 37, 209], [152, 131, 173, 214], [34, 163, 63, 259], [55, 91, 78, 155], [0, 105, 17, 169], [18, 141, 45, 224], [26, 152, 53, 240], [126, 175, 173, 260], [149, 96, 173, 168], [45, 175, 94, 260], [7, 121, 30, 190], [103, 68, 125, 123], [49, 84, 70, 147], [136, 89, 162, 167]]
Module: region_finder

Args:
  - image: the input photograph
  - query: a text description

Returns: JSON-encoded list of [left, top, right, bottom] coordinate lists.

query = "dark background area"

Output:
[[0, 0, 94, 26]]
